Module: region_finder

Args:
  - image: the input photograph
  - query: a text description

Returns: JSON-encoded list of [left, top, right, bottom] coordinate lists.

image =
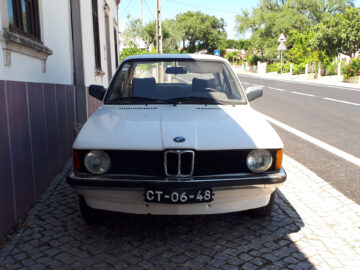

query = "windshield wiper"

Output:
[[112, 97, 173, 104], [166, 96, 236, 105]]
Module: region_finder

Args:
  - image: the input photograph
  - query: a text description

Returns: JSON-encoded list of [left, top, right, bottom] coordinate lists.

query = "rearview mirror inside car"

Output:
[[165, 67, 187, 74]]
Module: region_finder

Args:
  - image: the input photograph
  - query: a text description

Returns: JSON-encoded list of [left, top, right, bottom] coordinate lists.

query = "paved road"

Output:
[[238, 74, 360, 204]]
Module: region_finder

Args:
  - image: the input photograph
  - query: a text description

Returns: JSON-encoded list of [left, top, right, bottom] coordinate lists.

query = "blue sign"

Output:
[[214, 50, 220, 56]]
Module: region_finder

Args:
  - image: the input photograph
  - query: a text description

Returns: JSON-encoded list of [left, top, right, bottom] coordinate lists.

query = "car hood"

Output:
[[73, 105, 283, 150]]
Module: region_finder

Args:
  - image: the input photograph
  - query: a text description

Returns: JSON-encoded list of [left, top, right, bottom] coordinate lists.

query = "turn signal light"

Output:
[[73, 151, 81, 172], [275, 149, 283, 170]]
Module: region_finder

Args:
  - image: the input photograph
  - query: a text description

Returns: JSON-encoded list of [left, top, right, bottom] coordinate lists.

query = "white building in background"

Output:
[[119, 35, 150, 51], [0, 0, 120, 239]]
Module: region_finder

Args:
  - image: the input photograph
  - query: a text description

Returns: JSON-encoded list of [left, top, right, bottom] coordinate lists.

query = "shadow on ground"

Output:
[[0, 167, 315, 270]]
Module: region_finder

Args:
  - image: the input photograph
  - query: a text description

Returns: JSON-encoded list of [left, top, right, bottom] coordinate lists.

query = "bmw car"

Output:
[[67, 54, 286, 223]]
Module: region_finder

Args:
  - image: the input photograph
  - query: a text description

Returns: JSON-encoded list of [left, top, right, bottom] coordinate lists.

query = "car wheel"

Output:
[[79, 195, 100, 224], [250, 191, 276, 218]]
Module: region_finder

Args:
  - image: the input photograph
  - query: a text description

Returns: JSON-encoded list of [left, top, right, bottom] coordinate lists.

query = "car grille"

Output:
[[77, 150, 276, 176]]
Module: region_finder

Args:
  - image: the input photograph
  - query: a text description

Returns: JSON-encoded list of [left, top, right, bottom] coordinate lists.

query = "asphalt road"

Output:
[[238, 74, 360, 204]]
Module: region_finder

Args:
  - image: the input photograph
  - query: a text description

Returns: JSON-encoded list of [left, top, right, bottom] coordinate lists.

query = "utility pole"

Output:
[[140, 0, 143, 24], [156, 0, 163, 82], [156, 0, 163, 54]]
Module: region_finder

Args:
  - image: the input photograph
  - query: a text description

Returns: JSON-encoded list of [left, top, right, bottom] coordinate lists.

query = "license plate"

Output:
[[144, 188, 214, 204]]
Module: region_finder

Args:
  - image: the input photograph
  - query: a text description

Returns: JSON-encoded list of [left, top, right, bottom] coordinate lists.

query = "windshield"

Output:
[[104, 59, 246, 105]]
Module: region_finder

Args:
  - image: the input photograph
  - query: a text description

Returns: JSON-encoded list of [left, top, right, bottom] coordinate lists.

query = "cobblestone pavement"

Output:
[[1, 156, 360, 270]]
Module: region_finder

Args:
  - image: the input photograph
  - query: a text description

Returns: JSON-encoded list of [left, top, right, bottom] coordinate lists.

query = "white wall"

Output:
[[41, 0, 73, 84], [0, 0, 73, 84], [81, 0, 119, 88]]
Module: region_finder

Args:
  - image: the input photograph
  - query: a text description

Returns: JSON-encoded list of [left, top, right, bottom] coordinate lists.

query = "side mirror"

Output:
[[245, 86, 263, 102], [89, 85, 106, 101]]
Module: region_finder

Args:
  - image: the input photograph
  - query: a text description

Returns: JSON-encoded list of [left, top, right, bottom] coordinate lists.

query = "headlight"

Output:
[[84, 150, 111, 175], [246, 149, 273, 173]]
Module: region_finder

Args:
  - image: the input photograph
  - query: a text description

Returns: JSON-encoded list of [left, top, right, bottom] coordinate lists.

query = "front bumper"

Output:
[[67, 169, 286, 215], [67, 168, 287, 189]]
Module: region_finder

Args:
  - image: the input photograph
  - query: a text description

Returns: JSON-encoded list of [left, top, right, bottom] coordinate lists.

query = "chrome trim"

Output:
[[164, 150, 195, 177], [67, 168, 287, 189]]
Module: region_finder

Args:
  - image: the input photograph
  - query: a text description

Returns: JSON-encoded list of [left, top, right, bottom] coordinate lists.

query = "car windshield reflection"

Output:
[[105, 60, 245, 105]]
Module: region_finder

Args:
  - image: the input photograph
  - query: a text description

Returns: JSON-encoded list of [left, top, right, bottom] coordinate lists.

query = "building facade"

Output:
[[0, 0, 120, 238]]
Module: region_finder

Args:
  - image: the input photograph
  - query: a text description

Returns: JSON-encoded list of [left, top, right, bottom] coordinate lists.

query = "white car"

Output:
[[67, 54, 286, 223]]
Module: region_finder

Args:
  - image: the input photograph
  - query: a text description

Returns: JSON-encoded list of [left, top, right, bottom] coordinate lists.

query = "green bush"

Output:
[[341, 57, 360, 79], [323, 62, 338, 76], [247, 54, 261, 66], [293, 63, 306, 75], [120, 43, 149, 61], [266, 62, 290, 73], [266, 63, 280, 73]]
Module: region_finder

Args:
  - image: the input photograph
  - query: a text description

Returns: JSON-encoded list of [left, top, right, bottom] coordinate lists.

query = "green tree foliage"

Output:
[[141, 19, 182, 53], [121, 17, 181, 53], [120, 42, 149, 61], [162, 19, 182, 53], [266, 62, 291, 73], [286, 30, 322, 64], [219, 39, 251, 50], [121, 16, 147, 47], [311, 7, 360, 57], [176, 11, 226, 53], [122, 12, 227, 54], [235, 0, 354, 58], [142, 21, 156, 49]]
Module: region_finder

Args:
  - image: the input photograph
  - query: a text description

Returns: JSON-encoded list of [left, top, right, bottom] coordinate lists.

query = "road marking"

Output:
[[268, 87, 286, 92], [246, 83, 264, 88], [238, 74, 360, 92], [322, 97, 360, 106], [260, 113, 360, 167], [265, 86, 360, 106], [290, 91, 315, 97]]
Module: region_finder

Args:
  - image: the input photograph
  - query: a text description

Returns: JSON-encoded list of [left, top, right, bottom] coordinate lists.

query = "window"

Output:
[[105, 60, 246, 104], [114, 28, 119, 68], [7, 0, 40, 40], [92, 0, 101, 70]]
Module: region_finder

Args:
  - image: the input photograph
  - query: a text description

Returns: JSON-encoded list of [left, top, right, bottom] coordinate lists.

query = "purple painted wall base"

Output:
[[0, 80, 75, 238], [87, 89, 102, 118]]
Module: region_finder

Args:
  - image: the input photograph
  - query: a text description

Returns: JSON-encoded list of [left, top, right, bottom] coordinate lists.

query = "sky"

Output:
[[117, 0, 360, 39]]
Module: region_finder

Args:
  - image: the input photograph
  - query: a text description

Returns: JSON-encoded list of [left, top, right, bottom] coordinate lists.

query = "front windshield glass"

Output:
[[104, 60, 246, 105]]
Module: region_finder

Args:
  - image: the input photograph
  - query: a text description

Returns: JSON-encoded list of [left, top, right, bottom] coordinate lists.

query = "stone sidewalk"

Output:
[[0, 156, 360, 270]]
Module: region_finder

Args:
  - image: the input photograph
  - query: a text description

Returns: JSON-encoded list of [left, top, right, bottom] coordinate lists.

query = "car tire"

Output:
[[250, 191, 276, 218], [79, 195, 100, 224]]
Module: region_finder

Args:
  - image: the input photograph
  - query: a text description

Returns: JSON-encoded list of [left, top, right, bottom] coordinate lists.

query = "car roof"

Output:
[[123, 53, 229, 63]]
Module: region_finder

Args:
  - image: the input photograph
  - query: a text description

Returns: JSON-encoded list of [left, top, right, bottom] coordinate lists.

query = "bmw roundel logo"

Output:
[[173, 136, 185, 143]]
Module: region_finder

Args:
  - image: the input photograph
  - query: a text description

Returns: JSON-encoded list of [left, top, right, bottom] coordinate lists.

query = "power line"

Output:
[[118, 0, 135, 19], [144, 0, 156, 19], [165, 0, 238, 14]]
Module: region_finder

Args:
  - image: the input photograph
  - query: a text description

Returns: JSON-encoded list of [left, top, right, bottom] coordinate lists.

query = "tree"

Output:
[[120, 42, 149, 61], [162, 19, 182, 53], [176, 11, 227, 53], [122, 18, 181, 53], [311, 7, 360, 57], [121, 16, 144, 47], [142, 21, 156, 49], [219, 39, 251, 50], [235, 0, 354, 58], [286, 30, 322, 64]]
